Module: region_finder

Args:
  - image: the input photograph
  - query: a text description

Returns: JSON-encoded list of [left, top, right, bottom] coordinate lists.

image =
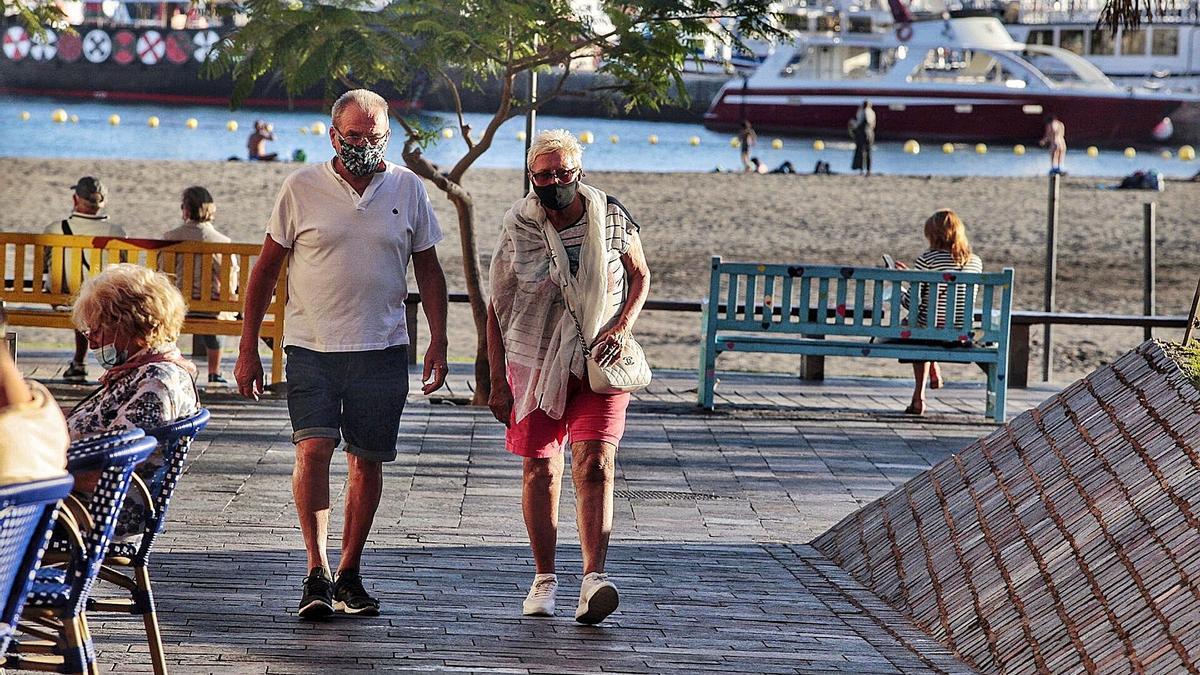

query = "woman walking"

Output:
[[487, 129, 650, 625]]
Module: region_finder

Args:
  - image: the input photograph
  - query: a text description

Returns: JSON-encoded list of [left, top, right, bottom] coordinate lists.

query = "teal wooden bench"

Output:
[[698, 257, 1015, 421]]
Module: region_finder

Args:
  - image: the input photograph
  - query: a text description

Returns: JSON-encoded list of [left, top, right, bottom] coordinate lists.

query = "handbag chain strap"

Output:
[[541, 226, 594, 358]]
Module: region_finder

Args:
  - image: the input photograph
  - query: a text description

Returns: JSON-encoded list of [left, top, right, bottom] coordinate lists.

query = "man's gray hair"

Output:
[[331, 89, 389, 127], [527, 129, 583, 169]]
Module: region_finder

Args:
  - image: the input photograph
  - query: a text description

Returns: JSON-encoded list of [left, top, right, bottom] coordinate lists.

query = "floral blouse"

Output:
[[67, 361, 199, 540]]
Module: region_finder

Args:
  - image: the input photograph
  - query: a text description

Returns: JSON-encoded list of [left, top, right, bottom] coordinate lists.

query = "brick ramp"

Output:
[[812, 340, 1200, 674]]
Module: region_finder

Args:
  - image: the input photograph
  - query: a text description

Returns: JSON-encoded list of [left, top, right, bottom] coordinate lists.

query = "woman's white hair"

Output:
[[332, 89, 389, 127], [526, 129, 584, 169]]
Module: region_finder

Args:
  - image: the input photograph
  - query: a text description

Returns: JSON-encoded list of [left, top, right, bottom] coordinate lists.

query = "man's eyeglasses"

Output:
[[334, 128, 389, 146], [528, 167, 580, 186]]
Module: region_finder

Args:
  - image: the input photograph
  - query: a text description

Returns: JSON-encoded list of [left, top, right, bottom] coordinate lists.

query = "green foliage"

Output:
[[0, 0, 69, 37], [207, 0, 784, 116], [1169, 341, 1200, 391]]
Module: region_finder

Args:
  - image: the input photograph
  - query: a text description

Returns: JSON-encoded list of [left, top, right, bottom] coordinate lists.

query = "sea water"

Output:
[[1, 94, 1195, 179]]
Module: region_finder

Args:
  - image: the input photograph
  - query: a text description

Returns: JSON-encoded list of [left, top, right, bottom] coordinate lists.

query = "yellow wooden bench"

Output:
[[0, 233, 287, 385]]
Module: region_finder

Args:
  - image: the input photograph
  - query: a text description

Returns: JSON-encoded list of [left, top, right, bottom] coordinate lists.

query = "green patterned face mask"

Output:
[[334, 129, 389, 176]]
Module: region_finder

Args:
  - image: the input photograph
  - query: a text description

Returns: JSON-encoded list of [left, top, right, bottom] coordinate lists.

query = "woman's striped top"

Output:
[[909, 249, 984, 328]]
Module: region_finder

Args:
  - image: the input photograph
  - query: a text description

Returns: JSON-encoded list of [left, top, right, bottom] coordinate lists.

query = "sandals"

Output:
[[929, 365, 944, 390], [904, 401, 926, 416]]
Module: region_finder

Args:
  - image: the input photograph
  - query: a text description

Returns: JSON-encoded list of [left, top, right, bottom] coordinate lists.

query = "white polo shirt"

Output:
[[266, 160, 443, 352]]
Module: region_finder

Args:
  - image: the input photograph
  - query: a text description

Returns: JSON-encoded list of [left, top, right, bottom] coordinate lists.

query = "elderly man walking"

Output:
[[235, 88, 449, 619]]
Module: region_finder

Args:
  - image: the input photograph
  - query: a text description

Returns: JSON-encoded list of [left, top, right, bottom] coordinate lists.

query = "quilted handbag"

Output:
[[542, 227, 651, 395]]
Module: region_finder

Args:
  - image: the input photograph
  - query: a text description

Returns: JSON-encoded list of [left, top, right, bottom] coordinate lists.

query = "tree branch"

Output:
[[438, 70, 475, 151], [447, 71, 516, 182]]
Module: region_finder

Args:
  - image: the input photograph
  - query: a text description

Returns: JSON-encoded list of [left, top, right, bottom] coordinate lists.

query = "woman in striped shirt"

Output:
[[894, 209, 983, 415]]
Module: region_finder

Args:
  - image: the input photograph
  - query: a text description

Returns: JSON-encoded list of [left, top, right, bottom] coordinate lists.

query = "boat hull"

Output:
[[704, 86, 1183, 145]]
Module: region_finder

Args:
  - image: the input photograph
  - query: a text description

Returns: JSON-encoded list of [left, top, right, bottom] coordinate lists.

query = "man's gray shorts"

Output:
[[284, 345, 408, 462]]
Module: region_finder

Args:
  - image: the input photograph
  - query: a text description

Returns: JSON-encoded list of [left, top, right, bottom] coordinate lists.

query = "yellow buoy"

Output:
[[69, 114, 79, 124], [1180, 145, 1195, 161], [1162, 150, 1173, 160], [580, 131, 595, 144], [1124, 147, 1136, 158], [108, 114, 121, 126], [1013, 144, 1026, 156], [942, 143, 955, 154], [311, 122, 327, 135], [903, 139, 920, 154], [147, 116, 160, 128], [516, 131, 526, 142], [609, 134, 619, 144], [185, 118, 199, 129], [689, 135, 701, 146], [975, 143, 987, 155], [730, 137, 740, 148], [1086, 146, 1099, 158], [770, 138, 783, 150], [19, 111, 30, 121], [440, 127, 453, 139], [51, 108, 68, 123], [813, 139, 825, 151], [648, 135, 659, 145], [299, 127, 309, 135], [226, 120, 238, 132]]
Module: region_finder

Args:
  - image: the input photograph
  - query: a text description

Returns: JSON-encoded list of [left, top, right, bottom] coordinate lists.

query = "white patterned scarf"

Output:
[[490, 183, 615, 422]]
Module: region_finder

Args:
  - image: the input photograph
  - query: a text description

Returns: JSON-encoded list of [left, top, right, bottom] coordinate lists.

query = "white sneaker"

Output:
[[575, 572, 619, 624], [522, 573, 558, 616]]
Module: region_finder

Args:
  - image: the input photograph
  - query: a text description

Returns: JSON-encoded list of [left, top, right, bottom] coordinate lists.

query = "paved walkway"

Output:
[[31, 355, 1061, 674]]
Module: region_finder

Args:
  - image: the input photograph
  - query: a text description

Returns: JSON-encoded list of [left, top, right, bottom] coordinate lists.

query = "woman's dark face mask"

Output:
[[533, 180, 578, 211]]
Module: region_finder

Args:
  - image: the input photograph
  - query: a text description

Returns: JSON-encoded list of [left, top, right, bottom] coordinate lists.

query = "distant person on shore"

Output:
[[162, 186, 239, 385], [488, 129, 650, 624], [248, 120, 278, 161], [850, 100, 875, 176], [43, 176, 127, 383], [235, 89, 449, 620], [737, 120, 757, 172], [1040, 114, 1066, 174], [892, 209, 983, 416]]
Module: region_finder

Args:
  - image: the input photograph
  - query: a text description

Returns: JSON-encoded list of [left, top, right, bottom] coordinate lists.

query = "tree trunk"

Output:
[[399, 127, 495, 406], [447, 185, 491, 406]]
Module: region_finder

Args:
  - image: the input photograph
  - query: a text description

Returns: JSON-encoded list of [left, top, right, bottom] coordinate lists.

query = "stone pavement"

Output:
[[30, 355, 1062, 674]]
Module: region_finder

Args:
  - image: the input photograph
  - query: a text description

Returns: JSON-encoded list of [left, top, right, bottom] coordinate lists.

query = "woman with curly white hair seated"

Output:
[[68, 263, 200, 539]]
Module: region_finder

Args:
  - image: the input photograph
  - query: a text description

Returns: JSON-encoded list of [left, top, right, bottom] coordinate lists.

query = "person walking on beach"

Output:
[[235, 88, 449, 619], [893, 209, 983, 415], [487, 129, 651, 625], [737, 120, 757, 173], [1040, 114, 1066, 174], [162, 186, 238, 384], [43, 176, 127, 382], [850, 100, 875, 176], [248, 120, 278, 161]]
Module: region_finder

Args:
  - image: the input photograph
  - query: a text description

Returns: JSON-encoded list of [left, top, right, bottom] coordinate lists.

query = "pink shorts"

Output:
[[506, 375, 631, 459]]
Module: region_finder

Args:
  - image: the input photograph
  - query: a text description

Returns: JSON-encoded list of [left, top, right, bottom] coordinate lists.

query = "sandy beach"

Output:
[[2, 156, 1198, 384]]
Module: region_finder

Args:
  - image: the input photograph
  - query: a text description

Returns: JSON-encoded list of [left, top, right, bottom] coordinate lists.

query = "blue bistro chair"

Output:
[[89, 408, 209, 675], [0, 475, 75, 658], [6, 429, 156, 675]]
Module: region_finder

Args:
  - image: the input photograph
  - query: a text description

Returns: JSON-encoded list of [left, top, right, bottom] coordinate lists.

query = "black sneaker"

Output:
[[298, 567, 334, 619], [333, 569, 380, 616], [208, 372, 229, 384], [63, 361, 87, 382]]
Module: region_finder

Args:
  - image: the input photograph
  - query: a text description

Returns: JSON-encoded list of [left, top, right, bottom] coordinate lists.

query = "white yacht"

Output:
[[703, 13, 1188, 144]]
